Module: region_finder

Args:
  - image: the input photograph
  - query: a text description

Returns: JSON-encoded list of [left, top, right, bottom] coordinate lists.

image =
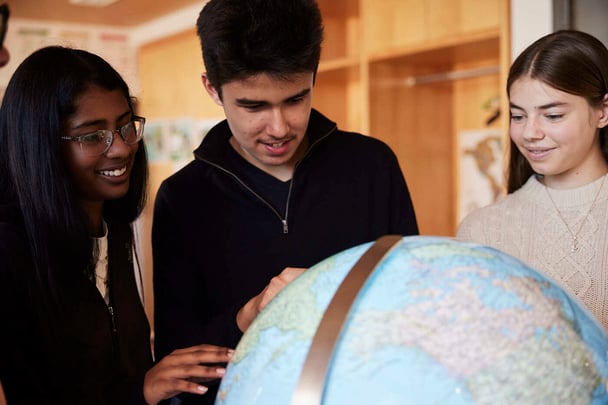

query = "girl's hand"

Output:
[[143, 344, 233, 405]]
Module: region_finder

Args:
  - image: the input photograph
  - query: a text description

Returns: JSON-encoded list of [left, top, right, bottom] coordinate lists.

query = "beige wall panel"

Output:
[[138, 29, 223, 119]]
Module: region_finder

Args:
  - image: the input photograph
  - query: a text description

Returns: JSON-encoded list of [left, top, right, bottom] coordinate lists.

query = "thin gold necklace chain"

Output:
[[544, 174, 607, 254]]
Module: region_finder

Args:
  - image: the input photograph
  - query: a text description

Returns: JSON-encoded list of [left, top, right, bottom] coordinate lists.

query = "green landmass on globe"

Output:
[[216, 236, 608, 405]]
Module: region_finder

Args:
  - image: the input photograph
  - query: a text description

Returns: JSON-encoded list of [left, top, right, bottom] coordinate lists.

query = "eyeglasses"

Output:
[[61, 116, 145, 156]]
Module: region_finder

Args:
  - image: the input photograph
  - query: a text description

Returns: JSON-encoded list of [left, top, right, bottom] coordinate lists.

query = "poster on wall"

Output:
[[457, 129, 505, 223], [0, 19, 137, 96], [144, 118, 221, 169]]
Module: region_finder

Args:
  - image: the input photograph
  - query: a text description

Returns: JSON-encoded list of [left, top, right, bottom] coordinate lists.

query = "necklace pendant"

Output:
[[571, 236, 578, 254]]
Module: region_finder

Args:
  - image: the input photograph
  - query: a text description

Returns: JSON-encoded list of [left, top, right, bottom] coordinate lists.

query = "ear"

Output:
[[201, 73, 223, 107], [597, 93, 608, 128]]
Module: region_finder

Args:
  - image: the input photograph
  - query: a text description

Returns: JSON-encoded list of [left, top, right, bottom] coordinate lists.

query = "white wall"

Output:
[[0, 19, 138, 89], [130, 3, 201, 47], [510, 0, 553, 60], [0, 3, 202, 95]]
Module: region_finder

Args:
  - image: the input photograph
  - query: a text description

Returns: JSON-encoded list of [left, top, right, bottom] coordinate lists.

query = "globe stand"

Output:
[[292, 234, 403, 405]]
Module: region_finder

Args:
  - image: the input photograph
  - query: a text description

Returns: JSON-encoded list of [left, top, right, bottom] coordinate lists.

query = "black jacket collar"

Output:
[[193, 108, 337, 168]]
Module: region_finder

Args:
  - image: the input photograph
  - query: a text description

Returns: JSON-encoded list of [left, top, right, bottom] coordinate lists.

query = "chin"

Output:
[[102, 186, 131, 201]]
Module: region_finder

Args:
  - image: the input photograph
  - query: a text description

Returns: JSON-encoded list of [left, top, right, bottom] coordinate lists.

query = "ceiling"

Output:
[[9, 0, 203, 27]]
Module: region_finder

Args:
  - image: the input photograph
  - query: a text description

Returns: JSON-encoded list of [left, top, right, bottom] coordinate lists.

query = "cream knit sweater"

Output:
[[457, 175, 608, 331]]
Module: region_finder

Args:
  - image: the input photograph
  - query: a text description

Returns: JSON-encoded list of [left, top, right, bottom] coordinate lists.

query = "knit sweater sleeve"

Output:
[[456, 205, 495, 245]]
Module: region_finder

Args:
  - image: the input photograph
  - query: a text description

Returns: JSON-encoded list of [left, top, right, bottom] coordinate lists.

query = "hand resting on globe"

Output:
[[237, 267, 306, 332], [143, 343, 233, 405]]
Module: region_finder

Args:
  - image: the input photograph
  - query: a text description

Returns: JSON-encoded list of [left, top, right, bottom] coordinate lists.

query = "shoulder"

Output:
[[157, 160, 209, 196], [153, 160, 220, 220], [456, 179, 540, 242], [457, 201, 499, 229], [308, 109, 396, 159], [330, 129, 394, 152], [307, 131, 404, 185], [456, 194, 513, 242], [316, 130, 400, 173]]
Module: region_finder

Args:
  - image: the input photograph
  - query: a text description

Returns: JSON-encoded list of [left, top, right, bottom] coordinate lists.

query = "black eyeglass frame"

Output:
[[60, 116, 146, 156]]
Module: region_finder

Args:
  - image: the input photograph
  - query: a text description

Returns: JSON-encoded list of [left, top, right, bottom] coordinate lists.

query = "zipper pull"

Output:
[[108, 305, 117, 333], [282, 219, 288, 234]]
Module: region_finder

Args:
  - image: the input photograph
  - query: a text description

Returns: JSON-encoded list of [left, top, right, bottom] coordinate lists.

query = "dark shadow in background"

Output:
[[553, 0, 608, 46]]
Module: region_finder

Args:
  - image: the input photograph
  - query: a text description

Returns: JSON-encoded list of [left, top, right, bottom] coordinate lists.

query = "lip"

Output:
[[261, 138, 292, 156], [97, 164, 129, 179], [523, 146, 556, 161]]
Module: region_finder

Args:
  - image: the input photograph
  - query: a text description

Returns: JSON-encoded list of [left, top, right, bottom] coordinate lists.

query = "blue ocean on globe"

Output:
[[215, 236, 608, 405]]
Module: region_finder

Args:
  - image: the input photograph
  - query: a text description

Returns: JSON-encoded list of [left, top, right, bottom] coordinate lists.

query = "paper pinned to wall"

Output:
[[0, 19, 137, 95], [144, 117, 221, 170], [457, 129, 506, 223]]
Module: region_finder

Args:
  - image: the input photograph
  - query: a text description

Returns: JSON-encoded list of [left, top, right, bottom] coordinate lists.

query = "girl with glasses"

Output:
[[0, 46, 232, 404]]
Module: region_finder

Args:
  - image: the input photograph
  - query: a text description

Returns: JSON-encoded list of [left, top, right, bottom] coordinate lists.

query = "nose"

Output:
[[522, 116, 544, 141], [105, 130, 136, 157], [266, 107, 289, 137]]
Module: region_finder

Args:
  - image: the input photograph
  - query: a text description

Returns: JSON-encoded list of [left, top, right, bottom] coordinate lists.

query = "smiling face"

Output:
[[509, 77, 608, 188], [203, 72, 313, 181], [61, 86, 139, 220]]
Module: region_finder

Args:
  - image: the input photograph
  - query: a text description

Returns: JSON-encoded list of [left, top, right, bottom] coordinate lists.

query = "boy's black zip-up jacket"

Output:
[[152, 109, 418, 403]]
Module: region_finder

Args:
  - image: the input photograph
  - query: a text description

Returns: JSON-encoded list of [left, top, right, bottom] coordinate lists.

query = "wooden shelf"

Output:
[[367, 29, 501, 64], [313, 0, 510, 236]]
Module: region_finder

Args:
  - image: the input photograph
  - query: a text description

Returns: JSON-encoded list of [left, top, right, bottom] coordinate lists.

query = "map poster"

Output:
[[144, 117, 221, 169], [457, 129, 506, 223]]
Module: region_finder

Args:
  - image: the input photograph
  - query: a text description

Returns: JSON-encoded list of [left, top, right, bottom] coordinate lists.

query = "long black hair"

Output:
[[0, 46, 148, 294]]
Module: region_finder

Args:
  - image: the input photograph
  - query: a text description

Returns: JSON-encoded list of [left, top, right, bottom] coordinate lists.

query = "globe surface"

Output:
[[216, 236, 608, 404]]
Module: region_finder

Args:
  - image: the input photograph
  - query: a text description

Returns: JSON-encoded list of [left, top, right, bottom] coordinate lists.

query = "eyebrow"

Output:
[[71, 110, 132, 130], [509, 101, 568, 110], [235, 88, 311, 107]]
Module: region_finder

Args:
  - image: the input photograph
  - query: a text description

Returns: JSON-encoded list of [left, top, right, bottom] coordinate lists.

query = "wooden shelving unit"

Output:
[[314, 0, 510, 236]]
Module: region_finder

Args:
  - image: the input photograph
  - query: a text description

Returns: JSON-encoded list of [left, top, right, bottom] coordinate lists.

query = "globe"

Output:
[[216, 236, 608, 405]]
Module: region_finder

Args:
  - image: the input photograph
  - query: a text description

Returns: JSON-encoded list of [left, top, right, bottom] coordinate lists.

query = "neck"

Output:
[[230, 136, 309, 182], [542, 165, 608, 189], [543, 172, 607, 254], [81, 200, 105, 237]]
